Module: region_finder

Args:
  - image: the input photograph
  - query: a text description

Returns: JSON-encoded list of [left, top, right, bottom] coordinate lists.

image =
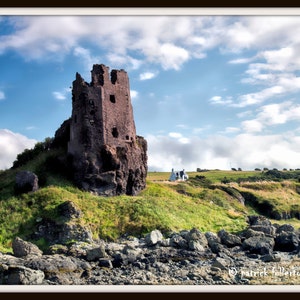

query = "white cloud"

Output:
[[257, 101, 296, 126], [235, 86, 284, 107], [222, 127, 241, 134], [238, 48, 300, 88], [168, 132, 183, 139], [221, 18, 300, 109], [52, 88, 71, 101], [167, 132, 190, 144], [53, 92, 66, 101], [0, 91, 5, 100], [232, 47, 300, 108], [223, 16, 300, 52], [146, 132, 300, 172], [236, 110, 253, 119], [258, 47, 300, 72], [235, 73, 300, 106], [224, 21, 256, 51], [106, 53, 142, 70], [178, 137, 190, 144], [241, 119, 263, 133], [278, 75, 300, 91], [241, 101, 300, 133], [0, 16, 85, 60], [139, 72, 157, 81], [157, 43, 189, 70], [3, 15, 300, 73], [228, 56, 256, 64], [210, 96, 221, 102], [209, 95, 233, 105], [0, 129, 37, 170], [130, 90, 138, 99], [0, 16, 197, 70]]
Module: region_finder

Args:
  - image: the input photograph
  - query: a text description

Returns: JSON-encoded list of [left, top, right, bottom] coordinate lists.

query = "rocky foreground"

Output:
[[1, 215, 300, 286]]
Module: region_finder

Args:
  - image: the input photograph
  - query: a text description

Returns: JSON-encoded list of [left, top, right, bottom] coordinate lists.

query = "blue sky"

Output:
[[2, 9, 300, 172]]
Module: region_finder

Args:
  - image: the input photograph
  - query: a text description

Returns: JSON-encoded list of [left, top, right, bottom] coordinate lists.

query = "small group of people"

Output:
[[169, 168, 189, 181]]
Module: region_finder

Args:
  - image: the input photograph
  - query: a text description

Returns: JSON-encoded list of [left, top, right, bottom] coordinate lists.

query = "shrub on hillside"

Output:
[[12, 138, 53, 169]]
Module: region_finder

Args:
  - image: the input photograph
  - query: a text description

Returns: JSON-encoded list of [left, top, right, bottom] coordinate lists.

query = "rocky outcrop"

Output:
[[12, 237, 43, 258], [72, 137, 147, 196], [2, 216, 300, 285], [31, 200, 93, 246], [15, 170, 39, 194]]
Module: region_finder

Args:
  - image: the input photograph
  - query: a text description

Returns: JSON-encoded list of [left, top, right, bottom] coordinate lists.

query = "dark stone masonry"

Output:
[[54, 64, 148, 196]]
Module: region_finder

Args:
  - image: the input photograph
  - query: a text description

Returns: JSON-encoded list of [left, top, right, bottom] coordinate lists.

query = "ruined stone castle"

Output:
[[53, 64, 148, 196]]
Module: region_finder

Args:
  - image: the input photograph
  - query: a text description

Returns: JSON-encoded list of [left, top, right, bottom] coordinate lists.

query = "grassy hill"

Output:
[[1, 147, 300, 253]]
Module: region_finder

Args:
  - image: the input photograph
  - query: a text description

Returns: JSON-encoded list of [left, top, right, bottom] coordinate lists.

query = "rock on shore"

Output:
[[1, 215, 300, 286]]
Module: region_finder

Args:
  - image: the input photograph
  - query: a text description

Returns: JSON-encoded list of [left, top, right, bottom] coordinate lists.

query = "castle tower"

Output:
[[67, 64, 147, 196]]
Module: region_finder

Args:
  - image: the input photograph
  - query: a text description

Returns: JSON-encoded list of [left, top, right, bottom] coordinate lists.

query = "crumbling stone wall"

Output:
[[66, 64, 147, 196]]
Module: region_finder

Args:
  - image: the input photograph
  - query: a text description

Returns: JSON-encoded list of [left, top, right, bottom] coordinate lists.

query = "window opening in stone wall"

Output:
[[112, 127, 119, 138], [110, 95, 116, 103], [89, 99, 95, 107], [126, 135, 129, 140], [111, 70, 117, 84]]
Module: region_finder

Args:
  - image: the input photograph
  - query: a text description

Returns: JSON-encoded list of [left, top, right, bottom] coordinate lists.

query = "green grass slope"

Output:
[[1, 148, 300, 253]]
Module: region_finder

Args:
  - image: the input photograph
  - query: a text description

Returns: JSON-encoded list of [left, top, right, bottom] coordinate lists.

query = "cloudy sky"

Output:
[[1, 8, 300, 171]]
